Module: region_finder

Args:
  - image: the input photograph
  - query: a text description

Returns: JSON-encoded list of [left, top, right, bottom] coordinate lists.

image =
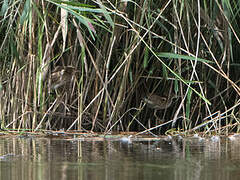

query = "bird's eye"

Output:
[[161, 97, 167, 102]]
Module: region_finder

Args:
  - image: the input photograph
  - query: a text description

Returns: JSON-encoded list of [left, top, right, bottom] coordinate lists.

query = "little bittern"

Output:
[[143, 94, 178, 110], [50, 66, 77, 90], [143, 93, 179, 123]]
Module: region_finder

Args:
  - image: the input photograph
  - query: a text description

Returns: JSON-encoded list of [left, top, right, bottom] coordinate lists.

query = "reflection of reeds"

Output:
[[0, 1, 240, 134]]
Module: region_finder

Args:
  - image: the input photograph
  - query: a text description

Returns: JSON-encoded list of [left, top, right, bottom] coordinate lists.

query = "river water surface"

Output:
[[0, 134, 240, 180]]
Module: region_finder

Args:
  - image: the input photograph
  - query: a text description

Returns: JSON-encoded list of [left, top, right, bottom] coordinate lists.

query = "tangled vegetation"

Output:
[[0, 0, 240, 135]]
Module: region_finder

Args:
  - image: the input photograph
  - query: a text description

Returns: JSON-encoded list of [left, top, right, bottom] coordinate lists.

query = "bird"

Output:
[[143, 94, 178, 110], [50, 66, 77, 90], [143, 93, 179, 123]]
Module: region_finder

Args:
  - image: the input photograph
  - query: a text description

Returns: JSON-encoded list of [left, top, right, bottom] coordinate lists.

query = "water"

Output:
[[0, 134, 240, 180]]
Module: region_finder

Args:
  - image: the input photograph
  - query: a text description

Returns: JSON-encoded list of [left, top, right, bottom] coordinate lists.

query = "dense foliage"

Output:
[[0, 0, 240, 135]]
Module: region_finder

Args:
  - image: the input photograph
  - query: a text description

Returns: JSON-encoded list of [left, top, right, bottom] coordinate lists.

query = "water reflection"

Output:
[[0, 135, 240, 180]]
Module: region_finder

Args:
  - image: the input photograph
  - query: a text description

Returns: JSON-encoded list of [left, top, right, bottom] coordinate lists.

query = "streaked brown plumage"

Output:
[[143, 94, 178, 110], [143, 93, 179, 123], [50, 66, 77, 90]]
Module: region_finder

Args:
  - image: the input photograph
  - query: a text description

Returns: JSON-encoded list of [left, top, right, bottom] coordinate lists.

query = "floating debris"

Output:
[[120, 136, 132, 143], [228, 134, 240, 141], [210, 136, 220, 142]]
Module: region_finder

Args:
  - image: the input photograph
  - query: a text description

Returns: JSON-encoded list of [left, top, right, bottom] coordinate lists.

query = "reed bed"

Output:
[[0, 0, 239, 135]]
